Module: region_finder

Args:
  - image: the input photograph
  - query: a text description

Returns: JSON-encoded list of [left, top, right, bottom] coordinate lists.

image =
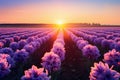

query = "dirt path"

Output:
[[58, 30, 92, 80]]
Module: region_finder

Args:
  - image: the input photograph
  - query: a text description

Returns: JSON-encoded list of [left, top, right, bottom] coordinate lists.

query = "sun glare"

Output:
[[55, 20, 65, 29], [57, 20, 64, 25]]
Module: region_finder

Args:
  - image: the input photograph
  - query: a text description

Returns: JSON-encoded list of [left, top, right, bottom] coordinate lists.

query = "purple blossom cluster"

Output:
[[0, 40, 6, 45], [23, 44, 35, 54], [101, 39, 117, 50], [41, 30, 64, 74], [29, 41, 40, 50], [0, 54, 11, 77], [90, 61, 120, 80], [13, 36, 20, 42], [13, 49, 29, 64], [115, 38, 120, 42], [51, 30, 65, 61], [82, 44, 100, 59], [41, 52, 61, 73], [93, 37, 105, 46], [103, 49, 120, 66], [0, 47, 14, 56], [77, 40, 88, 49], [106, 35, 115, 39], [10, 42, 19, 51], [51, 43, 65, 61], [116, 41, 120, 51], [18, 39, 27, 49], [21, 65, 50, 80], [0, 54, 15, 68], [5, 38, 14, 47], [0, 42, 4, 49], [26, 37, 35, 43]]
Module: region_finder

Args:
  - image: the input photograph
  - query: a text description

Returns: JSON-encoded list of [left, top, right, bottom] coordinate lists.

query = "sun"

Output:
[[57, 20, 64, 25], [55, 20, 65, 29]]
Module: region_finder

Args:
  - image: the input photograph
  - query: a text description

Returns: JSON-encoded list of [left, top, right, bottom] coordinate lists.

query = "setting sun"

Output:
[[55, 20, 65, 29], [56, 20, 64, 25]]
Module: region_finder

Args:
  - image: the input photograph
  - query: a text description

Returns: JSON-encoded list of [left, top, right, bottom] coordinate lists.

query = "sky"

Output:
[[0, 0, 120, 25]]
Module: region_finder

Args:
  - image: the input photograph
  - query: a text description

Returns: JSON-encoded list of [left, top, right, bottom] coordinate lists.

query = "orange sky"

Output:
[[0, 1, 120, 25]]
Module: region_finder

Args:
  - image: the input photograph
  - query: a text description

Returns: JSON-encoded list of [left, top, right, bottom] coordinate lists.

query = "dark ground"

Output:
[[57, 31, 95, 80]]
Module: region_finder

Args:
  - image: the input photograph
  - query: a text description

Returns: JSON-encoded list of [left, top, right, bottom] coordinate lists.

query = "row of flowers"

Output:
[[21, 29, 65, 80], [66, 29, 100, 60], [0, 28, 52, 39], [0, 29, 57, 78], [70, 28, 120, 52], [0, 29, 52, 48]]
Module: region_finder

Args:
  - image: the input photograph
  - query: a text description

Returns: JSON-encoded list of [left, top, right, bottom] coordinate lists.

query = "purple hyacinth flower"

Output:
[[41, 52, 61, 73], [13, 49, 29, 64], [21, 65, 50, 80], [0, 57, 11, 78], [101, 39, 110, 49], [0, 47, 14, 56], [0, 42, 4, 49], [116, 41, 120, 51], [27, 37, 35, 43], [13, 36, 20, 42], [103, 49, 120, 66], [5, 38, 14, 47], [18, 39, 27, 49], [10, 42, 19, 51], [0, 54, 15, 68], [82, 44, 100, 59], [23, 44, 35, 54], [51, 43, 65, 61], [77, 40, 88, 50], [90, 61, 120, 80]]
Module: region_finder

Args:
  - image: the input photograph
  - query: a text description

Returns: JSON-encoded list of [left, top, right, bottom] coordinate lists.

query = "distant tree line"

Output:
[[0, 23, 120, 27]]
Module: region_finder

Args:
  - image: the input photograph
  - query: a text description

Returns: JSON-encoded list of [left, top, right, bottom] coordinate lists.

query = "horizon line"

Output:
[[0, 23, 120, 26]]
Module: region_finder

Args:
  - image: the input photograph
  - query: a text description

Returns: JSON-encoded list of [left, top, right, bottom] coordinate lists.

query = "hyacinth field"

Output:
[[0, 27, 120, 80]]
